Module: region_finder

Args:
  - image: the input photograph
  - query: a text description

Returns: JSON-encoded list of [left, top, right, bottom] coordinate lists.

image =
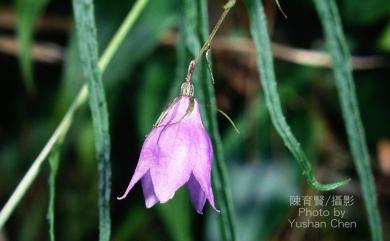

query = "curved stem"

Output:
[[246, 0, 349, 191]]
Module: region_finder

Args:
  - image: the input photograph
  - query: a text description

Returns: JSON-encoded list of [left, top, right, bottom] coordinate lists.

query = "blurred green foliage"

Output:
[[16, 0, 48, 94]]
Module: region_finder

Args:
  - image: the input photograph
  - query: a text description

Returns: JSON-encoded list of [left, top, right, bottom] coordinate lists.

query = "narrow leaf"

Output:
[[16, 0, 48, 94], [313, 1, 383, 240], [246, 0, 349, 191], [47, 143, 61, 241], [72, 0, 112, 241]]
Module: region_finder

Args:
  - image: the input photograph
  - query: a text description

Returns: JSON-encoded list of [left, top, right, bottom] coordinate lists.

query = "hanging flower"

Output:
[[117, 81, 218, 214]]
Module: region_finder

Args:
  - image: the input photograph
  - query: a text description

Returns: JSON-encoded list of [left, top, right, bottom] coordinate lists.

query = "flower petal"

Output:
[[148, 98, 197, 202], [142, 171, 159, 208], [187, 174, 207, 214], [149, 124, 193, 202], [117, 136, 156, 200], [188, 121, 218, 211], [117, 164, 149, 200], [158, 97, 189, 126]]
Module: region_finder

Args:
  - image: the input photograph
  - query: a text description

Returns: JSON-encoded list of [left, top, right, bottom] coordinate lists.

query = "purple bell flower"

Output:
[[118, 82, 218, 214]]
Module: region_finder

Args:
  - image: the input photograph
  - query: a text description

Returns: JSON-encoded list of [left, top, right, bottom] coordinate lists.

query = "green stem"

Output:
[[0, 0, 149, 229], [313, 0, 383, 240], [198, 1, 237, 240], [47, 138, 62, 241], [193, 0, 235, 64], [98, 0, 149, 72]]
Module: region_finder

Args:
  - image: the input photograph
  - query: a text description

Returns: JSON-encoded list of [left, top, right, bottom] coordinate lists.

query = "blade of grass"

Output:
[[72, 0, 112, 239], [98, 0, 150, 72], [197, 1, 238, 240], [0, 0, 150, 229], [16, 0, 48, 94], [246, 0, 349, 191], [47, 142, 61, 241], [313, 1, 383, 240]]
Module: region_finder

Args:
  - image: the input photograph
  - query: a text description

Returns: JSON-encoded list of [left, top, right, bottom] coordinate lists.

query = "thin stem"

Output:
[[193, 0, 236, 65], [185, 0, 236, 83], [0, 0, 149, 228], [98, 0, 150, 72]]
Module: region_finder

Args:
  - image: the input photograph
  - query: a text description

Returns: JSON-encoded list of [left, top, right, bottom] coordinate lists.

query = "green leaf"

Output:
[[246, 0, 349, 191], [72, 0, 112, 240], [185, 0, 238, 240], [16, 0, 48, 94], [313, 1, 383, 240], [47, 144, 61, 241]]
